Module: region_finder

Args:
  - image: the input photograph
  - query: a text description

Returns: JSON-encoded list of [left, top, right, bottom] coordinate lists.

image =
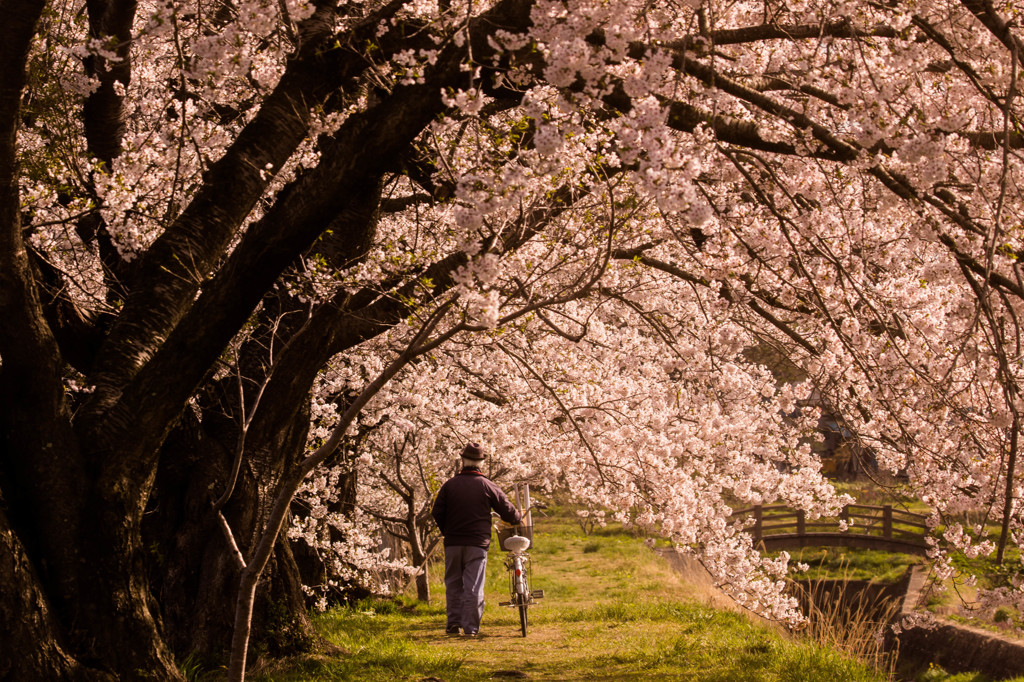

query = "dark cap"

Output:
[[461, 442, 485, 460]]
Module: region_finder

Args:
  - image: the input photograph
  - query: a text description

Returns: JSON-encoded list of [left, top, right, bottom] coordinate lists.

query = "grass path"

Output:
[[249, 508, 887, 681]]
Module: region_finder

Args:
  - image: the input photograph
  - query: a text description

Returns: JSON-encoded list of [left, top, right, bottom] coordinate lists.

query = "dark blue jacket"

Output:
[[431, 468, 522, 548]]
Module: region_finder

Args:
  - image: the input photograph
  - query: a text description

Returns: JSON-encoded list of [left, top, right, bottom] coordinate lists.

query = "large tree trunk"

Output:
[[0, 291, 183, 681], [145, 394, 317, 663], [0, 506, 113, 681], [0, 440, 184, 680], [140, 167, 385, 663], [72, 489, 182, 679]]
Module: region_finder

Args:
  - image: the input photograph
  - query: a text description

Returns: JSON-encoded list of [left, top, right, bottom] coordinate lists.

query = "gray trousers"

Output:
[[443, 545, 488, 633]]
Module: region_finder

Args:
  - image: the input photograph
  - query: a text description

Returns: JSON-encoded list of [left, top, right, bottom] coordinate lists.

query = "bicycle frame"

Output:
[[496, 484, 543, 636], [504, 536, 531, 601]]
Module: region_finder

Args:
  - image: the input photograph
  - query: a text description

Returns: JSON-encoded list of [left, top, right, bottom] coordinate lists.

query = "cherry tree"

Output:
[[2, 0, 1023, 679], [290, 364, 460, 606], [294, 284, 849, 619]]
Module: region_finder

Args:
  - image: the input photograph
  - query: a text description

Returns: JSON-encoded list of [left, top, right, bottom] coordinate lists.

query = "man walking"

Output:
[[431, 442, 522, 637]]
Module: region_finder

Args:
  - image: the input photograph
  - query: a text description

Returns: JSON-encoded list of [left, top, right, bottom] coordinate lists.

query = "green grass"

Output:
[[784, 546, 921, 583], [913, 664, 1024, 682], [247, 506, 887, 681]]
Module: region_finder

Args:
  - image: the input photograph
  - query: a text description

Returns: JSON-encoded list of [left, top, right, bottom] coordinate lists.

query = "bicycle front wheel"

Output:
[[518, 602, 528, 636]]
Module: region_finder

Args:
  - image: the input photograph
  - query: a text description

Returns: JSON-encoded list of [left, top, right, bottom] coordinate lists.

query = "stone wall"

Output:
[[896, 567, 1024, 681]]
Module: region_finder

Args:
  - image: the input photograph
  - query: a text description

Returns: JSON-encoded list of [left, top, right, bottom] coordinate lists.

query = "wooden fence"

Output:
[[732, 504, 931, 555]]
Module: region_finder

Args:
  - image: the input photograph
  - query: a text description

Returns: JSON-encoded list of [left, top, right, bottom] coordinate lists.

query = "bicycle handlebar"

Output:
[[491, 501, 547, 519]]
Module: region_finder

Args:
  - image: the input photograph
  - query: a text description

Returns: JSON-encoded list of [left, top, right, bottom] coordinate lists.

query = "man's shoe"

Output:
[[445, 626, 461, 636], [463, 631, 479, 638]]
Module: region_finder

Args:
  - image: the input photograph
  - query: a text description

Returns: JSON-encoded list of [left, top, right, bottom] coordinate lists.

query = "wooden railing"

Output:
[[732, 504, 931, 555]]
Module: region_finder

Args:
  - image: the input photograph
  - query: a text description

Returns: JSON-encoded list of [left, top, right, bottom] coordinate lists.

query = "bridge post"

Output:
[[883, 505, 892, 539], [797, 509, 805, 536], [753, 505, 763, 542]]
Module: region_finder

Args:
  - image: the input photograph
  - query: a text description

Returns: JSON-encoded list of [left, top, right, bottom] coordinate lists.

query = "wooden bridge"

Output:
[[733, 504, 931, 555]]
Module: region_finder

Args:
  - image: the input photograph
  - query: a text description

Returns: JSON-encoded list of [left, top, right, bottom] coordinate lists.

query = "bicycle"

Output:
[[495, 484, 544, 636]]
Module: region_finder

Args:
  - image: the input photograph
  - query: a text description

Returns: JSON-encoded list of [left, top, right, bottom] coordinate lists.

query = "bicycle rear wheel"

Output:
[[518, 602, 528, 636]]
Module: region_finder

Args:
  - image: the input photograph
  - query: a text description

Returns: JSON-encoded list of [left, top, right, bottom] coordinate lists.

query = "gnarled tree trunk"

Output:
[[146, 401, 317, 662]]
